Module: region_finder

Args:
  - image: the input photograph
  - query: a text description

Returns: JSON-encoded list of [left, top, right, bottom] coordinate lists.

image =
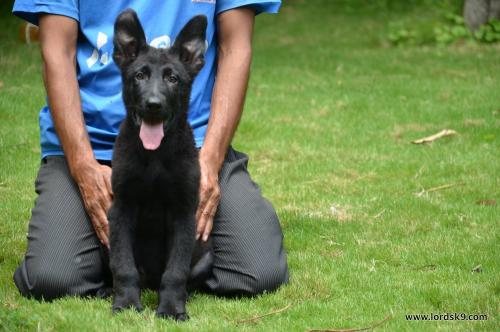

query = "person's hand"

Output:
[[72, 160, 113, 248], [196, 156, 221, 242]]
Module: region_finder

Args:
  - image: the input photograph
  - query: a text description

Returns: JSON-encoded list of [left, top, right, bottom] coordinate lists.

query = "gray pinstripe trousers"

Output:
[[13, 147, 288, 300]]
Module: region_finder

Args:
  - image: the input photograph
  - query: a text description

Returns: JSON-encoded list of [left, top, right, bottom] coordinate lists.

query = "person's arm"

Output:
[[39, 14, 112, 247], [196, 8, 255, 241]]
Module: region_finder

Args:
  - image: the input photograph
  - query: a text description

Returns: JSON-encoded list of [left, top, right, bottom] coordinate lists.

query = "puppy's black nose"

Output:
[[146, 97, 161, 111]]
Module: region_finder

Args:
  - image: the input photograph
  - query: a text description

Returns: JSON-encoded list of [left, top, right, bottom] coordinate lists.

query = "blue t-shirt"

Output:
[[13, 0, 281, 160]]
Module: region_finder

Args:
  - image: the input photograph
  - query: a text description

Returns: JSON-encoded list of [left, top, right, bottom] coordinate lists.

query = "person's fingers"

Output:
[[90, 217, 105, 244], [97, 228, 109, 248], [196, 216, 206, 240], [196, 195, 217, 240], [91, 205, 109, 247], [195, 207, 204, 229], [196, 206, 210, 240], [201, 215, 213, 242], [103, 197, 112, 213], [202, 186, 220, 242], [101, 230, 109, 248], [101, 165, 113, 197], [76, 164, 112, 248], [201, 189, 220, 242], [101, 216, 110, 243], [94, 191, 110, 240], [196, 185, 212, 239], [97, 204, 108, 228], [95, 168, 112, 236], [101, 186, 112, 215], [97, 227, 109, 248], [196, 187, 210, 220]]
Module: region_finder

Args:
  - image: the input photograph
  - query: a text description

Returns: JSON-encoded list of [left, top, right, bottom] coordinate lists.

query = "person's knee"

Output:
[[14, 258, 100, 301], [248, 205, 289, 295], [15, 264, 74, 301], [209, 168, 290, 296], [245, 260, 289, 296]]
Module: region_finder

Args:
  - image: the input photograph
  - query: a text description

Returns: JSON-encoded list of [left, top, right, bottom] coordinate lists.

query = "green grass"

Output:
[[1, 0, 499, 331]]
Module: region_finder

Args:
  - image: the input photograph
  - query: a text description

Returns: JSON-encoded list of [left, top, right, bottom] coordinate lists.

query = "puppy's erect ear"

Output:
[[113, 9, 147, 68], [173, 15, 208, 76]]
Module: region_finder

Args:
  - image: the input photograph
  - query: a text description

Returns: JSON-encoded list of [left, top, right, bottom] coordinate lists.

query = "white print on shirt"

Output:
[[192, 0, 215, 3], [86, 32, 109, 68], [150, 35, 208, 54], [150, 35, 171, 49], [86, 33, 207, 68]]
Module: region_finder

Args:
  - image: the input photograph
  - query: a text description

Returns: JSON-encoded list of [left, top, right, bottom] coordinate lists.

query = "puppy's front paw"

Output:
[[113, 299, 143, 313], [112, 288, 143, 313], [156, 309, 189, 321]]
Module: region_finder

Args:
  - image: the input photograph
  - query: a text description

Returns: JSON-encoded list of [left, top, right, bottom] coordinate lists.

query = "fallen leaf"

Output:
[[372, 209, 385, 219], [392, 123, 434, 140], [413, 165, 426, 179], [476, 199, 496, 206], [415, 182, 464, 197], [234, 304, 293, 324], [415, 264, 437, 271], [412, 129, 457, 144]]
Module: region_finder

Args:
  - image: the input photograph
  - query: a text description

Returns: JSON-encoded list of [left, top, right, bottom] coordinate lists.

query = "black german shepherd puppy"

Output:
[[108, 9, 211, 321]]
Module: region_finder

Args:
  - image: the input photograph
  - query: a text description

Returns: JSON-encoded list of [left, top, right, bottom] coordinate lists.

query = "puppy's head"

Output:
[[113, 9, 207, 150]]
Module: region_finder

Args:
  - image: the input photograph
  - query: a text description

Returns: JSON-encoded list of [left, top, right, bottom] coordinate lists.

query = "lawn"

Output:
[[1, 0, 499, 331]]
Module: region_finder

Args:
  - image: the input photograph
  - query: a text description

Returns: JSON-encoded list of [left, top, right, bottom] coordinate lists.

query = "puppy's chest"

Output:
[[138, 160, 180, 196], [117, 158, 184, 201]]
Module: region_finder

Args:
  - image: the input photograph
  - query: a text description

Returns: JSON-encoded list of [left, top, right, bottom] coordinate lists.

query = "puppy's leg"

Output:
[[156, 214, 195, 321], [109, 201, 142, 312]]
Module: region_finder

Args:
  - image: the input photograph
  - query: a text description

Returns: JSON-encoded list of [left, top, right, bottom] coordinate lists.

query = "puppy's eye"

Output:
[[166, 75, 178, 84], [135, 72, 146, 81]]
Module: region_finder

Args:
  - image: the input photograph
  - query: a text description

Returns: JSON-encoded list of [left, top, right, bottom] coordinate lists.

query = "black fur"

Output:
[[108, 9, 211, 321]]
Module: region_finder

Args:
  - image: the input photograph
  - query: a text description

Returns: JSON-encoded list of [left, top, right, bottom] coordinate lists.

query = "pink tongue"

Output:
[[139, 121, 164, 150]]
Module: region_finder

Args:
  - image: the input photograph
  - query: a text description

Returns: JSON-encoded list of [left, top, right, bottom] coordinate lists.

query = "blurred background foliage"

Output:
[[286, 0, 500, 46], [376, 0, 500, 45], [4, 0, 500, 46]]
